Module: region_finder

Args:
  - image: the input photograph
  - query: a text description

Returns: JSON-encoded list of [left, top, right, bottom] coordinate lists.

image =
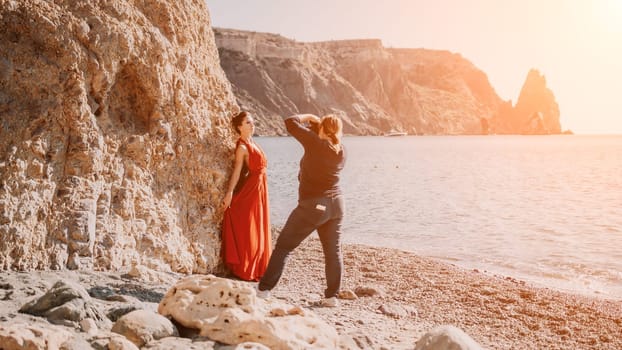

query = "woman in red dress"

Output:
[[221, 111, 271, 281]]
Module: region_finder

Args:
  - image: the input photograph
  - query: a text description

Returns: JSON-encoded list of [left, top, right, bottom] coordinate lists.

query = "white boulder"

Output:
[[158, 275, 339, 349]]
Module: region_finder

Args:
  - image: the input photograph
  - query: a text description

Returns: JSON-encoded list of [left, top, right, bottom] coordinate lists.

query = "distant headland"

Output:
[[215, 28, 564, 136]]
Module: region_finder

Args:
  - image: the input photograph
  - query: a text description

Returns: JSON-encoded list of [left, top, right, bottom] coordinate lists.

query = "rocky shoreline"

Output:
[[2, 2, 610, 348], [280, 238, 622, 349], [1, 236, 621, 349]]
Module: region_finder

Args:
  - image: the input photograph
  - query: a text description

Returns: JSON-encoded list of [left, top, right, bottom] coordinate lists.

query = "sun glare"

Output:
[[595, 0, 622, 34]]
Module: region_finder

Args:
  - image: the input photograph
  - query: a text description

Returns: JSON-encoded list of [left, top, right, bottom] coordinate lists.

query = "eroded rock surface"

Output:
[[158, 275, 340, 349], [508, 69, 562, 134], [0, 322, 74, 350], [19, 279, 109, 328], [0, 0, 238, 272]]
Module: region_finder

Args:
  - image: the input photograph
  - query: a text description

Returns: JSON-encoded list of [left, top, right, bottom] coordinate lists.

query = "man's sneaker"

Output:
[[255, 286, 271, 299], [317, 296, 339, 308]]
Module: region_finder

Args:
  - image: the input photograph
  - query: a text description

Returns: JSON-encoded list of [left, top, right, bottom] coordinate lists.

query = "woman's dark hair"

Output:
[[231, 111, 248, 134]]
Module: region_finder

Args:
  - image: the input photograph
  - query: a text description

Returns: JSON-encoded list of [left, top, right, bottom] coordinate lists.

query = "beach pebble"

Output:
[[107, 305, 142, 322], [556, 326, 572, 336], [60, 337, 94, 350], [111, 309, 179, 347], [377, 303, 417, 319], [269, 307, 287, 316], [355, 286, 383, 297], [109, 336, 140, 350], [80, 317, 98, 334], [143, 336, 217, 349], [338, 289, 358, 300], [414, 325, 483, 350]]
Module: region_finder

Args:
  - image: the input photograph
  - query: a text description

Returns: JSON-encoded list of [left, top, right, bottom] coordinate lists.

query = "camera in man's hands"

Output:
[[308, 120, 321, 134]]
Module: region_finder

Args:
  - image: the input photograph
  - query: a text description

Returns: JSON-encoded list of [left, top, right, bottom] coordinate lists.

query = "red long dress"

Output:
[[221, 139, 271, 281]]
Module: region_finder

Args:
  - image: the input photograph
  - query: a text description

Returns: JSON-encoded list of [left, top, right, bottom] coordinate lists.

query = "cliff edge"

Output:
[[215, 28, 562, 136]]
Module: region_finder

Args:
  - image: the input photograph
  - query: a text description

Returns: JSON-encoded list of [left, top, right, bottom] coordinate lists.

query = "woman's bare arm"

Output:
[[222, 144, 248, 209]]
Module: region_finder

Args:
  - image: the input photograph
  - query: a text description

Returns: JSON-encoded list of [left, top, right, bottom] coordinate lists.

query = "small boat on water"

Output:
[[384, 131, 407, 137]]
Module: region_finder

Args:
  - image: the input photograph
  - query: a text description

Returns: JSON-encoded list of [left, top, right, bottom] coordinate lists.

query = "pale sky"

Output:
[[208, 0, 622, 134]]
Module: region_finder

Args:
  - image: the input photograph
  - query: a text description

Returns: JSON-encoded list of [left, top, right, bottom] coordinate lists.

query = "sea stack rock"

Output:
[[0, 0, 237, 272], [215, 28, 565, 136], [509, 69, 561, 134]]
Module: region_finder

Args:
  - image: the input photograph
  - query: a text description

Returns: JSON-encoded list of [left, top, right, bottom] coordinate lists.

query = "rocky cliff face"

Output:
[[0, 0, 238, 272], [215, 30, 389, 135], [215, 28, 562, 135], [506, 69, 562, 134]]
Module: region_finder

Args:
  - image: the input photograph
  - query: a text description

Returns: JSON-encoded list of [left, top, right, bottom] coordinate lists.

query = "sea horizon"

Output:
[[257, 134, 622, 301]]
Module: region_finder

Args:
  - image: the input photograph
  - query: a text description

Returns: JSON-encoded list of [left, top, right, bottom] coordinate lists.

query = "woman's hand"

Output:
[[222, 145, 248, 210], [222, 191, 233, 209]]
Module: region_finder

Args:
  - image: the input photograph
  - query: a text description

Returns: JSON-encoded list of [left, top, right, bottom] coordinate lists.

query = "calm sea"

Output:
[[256, 135, 622, 300]]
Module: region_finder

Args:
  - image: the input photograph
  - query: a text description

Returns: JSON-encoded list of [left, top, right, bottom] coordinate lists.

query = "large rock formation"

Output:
[[158, 275, 340, 349], [216, 30, 390, 135], [0, 0, 238, 272], [505, 69, 562, 134], [215, 28, 563, 136]]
